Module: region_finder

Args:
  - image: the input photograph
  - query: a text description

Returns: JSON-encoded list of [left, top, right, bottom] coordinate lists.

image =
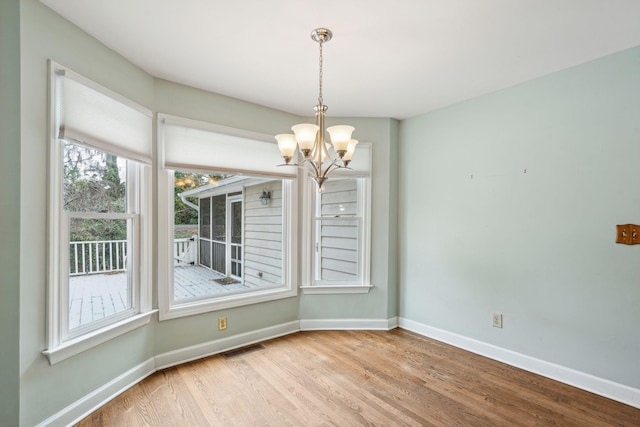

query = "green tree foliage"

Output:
[[63, 143, 225, 242], [174, 170, 225, 226], [63, 143, 127, 241]]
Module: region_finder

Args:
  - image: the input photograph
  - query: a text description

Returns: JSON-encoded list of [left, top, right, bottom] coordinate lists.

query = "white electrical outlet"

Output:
[[492, 313, 503, 328]]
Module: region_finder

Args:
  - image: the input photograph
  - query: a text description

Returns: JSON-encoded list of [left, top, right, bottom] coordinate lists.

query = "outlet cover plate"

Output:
[[218, 317, 227, 330], [492, 313, 503, 328]]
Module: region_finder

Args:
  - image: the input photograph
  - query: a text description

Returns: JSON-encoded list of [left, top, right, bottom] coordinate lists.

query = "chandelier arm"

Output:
[[320, 159, 343, 178], [301, 157, 321, 177]]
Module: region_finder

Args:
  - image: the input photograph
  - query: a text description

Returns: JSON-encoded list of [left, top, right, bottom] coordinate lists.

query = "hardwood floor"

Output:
[[77, 329, 640, 426]]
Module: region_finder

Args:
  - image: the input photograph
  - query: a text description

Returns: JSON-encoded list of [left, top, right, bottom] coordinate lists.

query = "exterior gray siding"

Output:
[[318, 179, 359, 282], [243, 180, 283, 288]]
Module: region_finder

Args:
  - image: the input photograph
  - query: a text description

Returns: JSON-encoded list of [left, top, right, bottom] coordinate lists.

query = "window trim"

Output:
[[157, 114, 299, 321], [44, 62, 153, 364], [300, 154, 373, 294], [42, 311, 156, 365]]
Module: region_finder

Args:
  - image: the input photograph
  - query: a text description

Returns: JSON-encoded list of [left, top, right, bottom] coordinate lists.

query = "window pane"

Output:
[[320, 179, 357, 217], [171, 172, 285, 302], [68, 217, 131, 330], [314, 178, 365, 285], [63, 142, 127, 213], [316, 217, 360, 281]]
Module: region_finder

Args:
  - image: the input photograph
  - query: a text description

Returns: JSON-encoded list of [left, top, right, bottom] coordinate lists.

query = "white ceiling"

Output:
[[41, 0, 640, 119]]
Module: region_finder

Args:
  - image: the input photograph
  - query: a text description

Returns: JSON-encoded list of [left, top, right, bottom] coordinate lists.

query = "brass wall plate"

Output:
[[616, 224, 639, 245], [218, 317, 227, 330]]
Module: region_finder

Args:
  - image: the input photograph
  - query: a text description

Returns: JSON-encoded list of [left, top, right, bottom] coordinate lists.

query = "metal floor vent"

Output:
[[222, 344, 265, 358]]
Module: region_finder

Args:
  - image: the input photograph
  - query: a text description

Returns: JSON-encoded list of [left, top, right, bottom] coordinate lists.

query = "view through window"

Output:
[[171, 170, 287, 302], [63, 142, 137, 332]]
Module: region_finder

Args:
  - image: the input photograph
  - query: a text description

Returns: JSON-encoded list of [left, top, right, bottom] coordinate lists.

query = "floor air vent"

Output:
[[222, 344, 265, 358]]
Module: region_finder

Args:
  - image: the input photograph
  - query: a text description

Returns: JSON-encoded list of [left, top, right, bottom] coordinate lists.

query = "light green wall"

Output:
[[15, 1, 398, 424], [154, 78, 300, 136], [399, 46, 640, 388], [1, 0, 21, 425], [387, 119, 400, 318], [18, 1, 156, 425]]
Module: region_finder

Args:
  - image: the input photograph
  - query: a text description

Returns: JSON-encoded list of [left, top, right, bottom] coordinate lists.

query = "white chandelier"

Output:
[[275, 28, 358, 191]]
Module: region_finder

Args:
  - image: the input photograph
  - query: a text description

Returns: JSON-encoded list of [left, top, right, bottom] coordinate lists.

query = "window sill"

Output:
[[43, 310, 157, 365], [300, 285, 372, 295], [160, 286, 297, 321]]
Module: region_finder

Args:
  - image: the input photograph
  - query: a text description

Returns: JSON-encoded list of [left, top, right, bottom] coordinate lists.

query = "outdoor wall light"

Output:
[[259, 189, 271, 206]]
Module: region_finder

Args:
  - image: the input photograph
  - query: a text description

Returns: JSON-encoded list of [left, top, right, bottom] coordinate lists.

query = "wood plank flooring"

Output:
[[76, 329, 640, 426]]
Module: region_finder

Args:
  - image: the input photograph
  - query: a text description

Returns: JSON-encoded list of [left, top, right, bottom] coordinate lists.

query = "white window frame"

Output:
[[44, 62, 154, 365], [300, 149, 373, 294], [157, 114, 298, 320]]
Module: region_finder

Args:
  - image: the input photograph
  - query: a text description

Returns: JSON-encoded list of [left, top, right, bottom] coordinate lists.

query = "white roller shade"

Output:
[[162, 122, 297, 178], [57, 69, 152, 164]]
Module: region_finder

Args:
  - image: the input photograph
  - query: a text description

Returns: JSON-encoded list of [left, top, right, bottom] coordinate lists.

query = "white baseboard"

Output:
[[39, 317, 399, 426], [47, 316, 632, 427], [399, 317, 640, 409], [300, 317, 398, 331], [38, 321, 300, 426], [37, 358, 156, 427], [154, 320, 300, 370]]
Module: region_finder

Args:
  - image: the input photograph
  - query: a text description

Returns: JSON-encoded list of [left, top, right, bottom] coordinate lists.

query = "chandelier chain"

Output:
[[318, 37, 324, 106]]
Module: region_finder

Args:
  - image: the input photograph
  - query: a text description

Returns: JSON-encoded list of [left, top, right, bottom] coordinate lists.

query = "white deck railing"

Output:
[[70, 237, 198, 275], [69, 239, 127, 276], [174, 236, 197, 266]]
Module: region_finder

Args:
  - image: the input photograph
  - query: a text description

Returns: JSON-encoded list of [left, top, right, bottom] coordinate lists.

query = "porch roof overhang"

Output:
[[180, 175, 276, 198]]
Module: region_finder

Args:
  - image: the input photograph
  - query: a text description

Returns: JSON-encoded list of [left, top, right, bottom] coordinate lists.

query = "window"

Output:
[[301, 145, 372, 294], [158, 116, 298, 320], [45, 62, 153, 364], [314, 178, 363, 283], [63, 143, 139, 334]]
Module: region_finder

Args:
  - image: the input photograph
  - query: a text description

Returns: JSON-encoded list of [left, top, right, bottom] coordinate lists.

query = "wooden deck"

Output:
[[173, 264, 249, 300], [69, 272, 129, 330], [69, 265, 252, 329]]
